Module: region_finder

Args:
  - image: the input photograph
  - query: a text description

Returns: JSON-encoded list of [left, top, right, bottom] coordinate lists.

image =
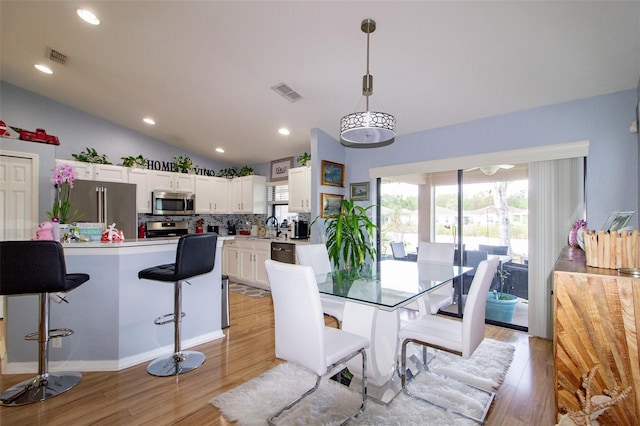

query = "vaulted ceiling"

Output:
[[2, 1, 638, 165]]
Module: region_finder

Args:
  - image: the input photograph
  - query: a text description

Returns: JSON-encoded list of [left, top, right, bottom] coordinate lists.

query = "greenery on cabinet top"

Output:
[[70, 148, 255, 177], [72, 147, 112, 164]]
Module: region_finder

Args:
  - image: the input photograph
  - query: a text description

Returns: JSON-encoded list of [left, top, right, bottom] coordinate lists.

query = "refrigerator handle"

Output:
[[103, 186, 108, 227], [96, 186, 103, 224]]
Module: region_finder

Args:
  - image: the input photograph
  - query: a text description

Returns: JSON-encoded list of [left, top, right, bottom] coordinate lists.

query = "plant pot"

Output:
[[485, 293, 518, 323], [196, 226, 204, 234]]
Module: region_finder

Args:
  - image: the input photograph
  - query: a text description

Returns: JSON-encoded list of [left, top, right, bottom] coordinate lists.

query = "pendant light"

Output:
[[340, 19, 396, 148]]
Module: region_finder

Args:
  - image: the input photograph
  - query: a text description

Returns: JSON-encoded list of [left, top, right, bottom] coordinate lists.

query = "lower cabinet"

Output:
[[223, 239, 271, 289], [223, 243, 239, 278]]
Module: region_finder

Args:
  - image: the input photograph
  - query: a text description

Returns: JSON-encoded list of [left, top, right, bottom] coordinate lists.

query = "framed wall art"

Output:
[[270, 156, 294, 182], [321, 160, 345, 187], [350, 181, 370, 201], [321, 193, 344, 218]]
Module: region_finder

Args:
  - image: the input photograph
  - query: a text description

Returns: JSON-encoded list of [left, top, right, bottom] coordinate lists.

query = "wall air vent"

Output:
[[47, 47, 69, 65], [271, 82, 303, 103]]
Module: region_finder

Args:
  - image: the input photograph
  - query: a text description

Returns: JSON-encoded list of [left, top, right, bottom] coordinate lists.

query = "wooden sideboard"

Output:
[[554, 247, 639, 424]]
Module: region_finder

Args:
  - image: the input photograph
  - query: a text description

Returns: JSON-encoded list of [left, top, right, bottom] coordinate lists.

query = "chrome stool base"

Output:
[[147, 351, 205, 376], [0, 372, 82, 406]]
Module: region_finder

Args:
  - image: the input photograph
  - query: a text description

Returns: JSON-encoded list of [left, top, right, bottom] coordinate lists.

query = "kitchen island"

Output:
[[2, 237, 225, 374]]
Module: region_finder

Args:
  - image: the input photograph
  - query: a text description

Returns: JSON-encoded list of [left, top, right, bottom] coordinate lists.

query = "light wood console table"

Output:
[[554, 247, 639, 424]]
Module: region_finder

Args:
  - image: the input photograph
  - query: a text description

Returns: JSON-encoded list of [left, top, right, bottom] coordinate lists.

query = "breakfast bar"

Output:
[[2, 238, 224, 374]]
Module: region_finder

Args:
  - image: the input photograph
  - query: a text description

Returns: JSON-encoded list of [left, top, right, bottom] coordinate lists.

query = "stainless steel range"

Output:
[[145, 221, 189, 238]]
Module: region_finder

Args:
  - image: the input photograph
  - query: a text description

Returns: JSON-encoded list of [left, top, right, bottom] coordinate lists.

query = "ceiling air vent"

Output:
[[47, 47, 69, 65], [271, 82, 303, 103]]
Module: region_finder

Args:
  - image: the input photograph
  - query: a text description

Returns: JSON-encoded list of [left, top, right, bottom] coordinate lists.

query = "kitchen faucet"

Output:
[[265, 216, 280, 238]]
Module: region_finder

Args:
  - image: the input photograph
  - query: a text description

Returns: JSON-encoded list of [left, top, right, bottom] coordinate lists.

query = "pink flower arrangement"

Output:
[[47, 164, 78, 223]]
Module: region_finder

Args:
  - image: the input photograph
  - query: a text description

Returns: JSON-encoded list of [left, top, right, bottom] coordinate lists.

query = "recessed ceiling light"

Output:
[[278, 128, 290, 136], [143, 117, 155, 125], [215, 148, 225, 153], [77, 9, 100, 25], [34, 64, 53, 74]]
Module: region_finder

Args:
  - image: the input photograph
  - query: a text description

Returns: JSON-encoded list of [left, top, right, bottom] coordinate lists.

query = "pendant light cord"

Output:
[[365, 28, 370, 111]]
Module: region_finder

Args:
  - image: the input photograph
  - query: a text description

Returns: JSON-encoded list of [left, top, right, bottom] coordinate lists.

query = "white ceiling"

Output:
[[1, 1, 639, 166]]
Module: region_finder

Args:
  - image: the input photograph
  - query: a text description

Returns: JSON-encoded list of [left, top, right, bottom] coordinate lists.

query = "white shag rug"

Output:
[[210, 339, 514, 425]]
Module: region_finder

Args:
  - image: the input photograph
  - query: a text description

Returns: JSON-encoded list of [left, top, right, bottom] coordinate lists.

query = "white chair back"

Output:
[[390, 242, 407, 259], [461, 257, 499, 357], [417, 241, 455, 264], [264, 260, 328, 375], [296, 244, 332, 276]]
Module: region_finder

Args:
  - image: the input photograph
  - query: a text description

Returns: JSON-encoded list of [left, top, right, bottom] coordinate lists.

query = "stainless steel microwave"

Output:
[[152, 191, 195, 215]]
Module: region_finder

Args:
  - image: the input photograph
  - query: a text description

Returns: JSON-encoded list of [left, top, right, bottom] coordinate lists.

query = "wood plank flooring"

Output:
[[0, 290, 555, 425]]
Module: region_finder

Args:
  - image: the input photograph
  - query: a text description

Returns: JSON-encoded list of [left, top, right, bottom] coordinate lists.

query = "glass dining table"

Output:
[[315, 259, 472, 404]]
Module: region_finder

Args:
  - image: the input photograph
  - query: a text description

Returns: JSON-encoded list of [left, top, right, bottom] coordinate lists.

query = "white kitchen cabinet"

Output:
[[128, 168, 152, 213], [55, 160, 129, 183], [288, 166, 311, 213], [229, 175, 266, 214], [223, 241, 240, 278], [195, 175, 214, 214], [93, 164, 129, 183], [56, 159, 94, 180], [223, 238, 270, 289], [211, 177, 229, 213], [253, 249, 270, 287], [195, 176, 229, 214], [149, 170, 194, 192]]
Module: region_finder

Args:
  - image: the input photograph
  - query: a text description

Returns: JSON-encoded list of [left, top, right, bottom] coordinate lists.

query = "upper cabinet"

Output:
[[128, 168, 152, 213], [211, 177, 230, 213], [93, 164, 129, 183], [149, 170, 194, 192], [195, 176, 213, 214], [55, 160, 128, 182], [56, 159, 266, 215], [195, 176, 230, 214], [56, 159, 94, 180], [288, 166, 311, 213], [229, 175, 266, 214]]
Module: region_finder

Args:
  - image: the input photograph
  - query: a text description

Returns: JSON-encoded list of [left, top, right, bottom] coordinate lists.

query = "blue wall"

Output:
[[314, 89, 638, 231], [3, 81, 637, 231], [1, 82, 231, 173]]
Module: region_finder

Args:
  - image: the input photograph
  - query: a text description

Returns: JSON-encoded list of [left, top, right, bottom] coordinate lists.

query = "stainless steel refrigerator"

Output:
[[68, 180, 137, 239]]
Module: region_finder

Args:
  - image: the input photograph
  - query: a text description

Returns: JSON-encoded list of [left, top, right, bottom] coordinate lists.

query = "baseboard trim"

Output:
[[2, 330, 225, 374]]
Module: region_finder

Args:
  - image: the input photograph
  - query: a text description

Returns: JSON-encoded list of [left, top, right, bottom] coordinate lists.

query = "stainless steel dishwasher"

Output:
[[271, 242, 295, 264]]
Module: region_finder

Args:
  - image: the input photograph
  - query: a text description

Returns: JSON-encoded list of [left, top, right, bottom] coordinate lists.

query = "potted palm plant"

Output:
[[323, 198, 377, 272]]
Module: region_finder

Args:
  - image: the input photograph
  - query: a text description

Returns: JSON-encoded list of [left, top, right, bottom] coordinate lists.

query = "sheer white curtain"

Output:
[[528, 157, 584, 339]]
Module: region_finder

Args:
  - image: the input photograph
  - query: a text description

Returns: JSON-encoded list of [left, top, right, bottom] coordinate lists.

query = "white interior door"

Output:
[[0, 151, 38, 319]]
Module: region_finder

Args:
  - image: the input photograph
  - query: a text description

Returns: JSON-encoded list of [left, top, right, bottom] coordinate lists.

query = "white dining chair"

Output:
[[390, 242, 407, 260], [264, 260, 369, 425], [398, 257, 499, 424], [412, 242, 455, 315], [295, 243, 345, 327]]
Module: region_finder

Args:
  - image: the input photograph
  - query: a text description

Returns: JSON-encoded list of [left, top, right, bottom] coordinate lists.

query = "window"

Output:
[[267, 183, 298, 223], [380, 180, 419, 257]]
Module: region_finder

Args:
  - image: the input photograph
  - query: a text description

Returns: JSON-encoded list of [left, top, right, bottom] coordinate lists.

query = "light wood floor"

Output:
[[0, 291, 555, 425]]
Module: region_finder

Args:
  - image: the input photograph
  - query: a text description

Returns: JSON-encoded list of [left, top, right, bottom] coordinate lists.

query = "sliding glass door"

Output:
[[379, 165, 530, 331]]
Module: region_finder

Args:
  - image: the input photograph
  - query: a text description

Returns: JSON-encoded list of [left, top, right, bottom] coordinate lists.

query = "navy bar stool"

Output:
[[0, 240, 89, 406], [138, 233, 217, 376]]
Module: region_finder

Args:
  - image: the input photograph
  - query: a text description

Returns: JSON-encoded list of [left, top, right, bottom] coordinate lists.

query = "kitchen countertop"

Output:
[[57, 234, 308, 250], [226, 235, 309, 244], [60, 235, 233, 249]]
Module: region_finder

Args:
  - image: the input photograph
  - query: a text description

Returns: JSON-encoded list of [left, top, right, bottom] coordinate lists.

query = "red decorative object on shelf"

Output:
[[19, 127, 60, 145], [0, 120, 19, 139]]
